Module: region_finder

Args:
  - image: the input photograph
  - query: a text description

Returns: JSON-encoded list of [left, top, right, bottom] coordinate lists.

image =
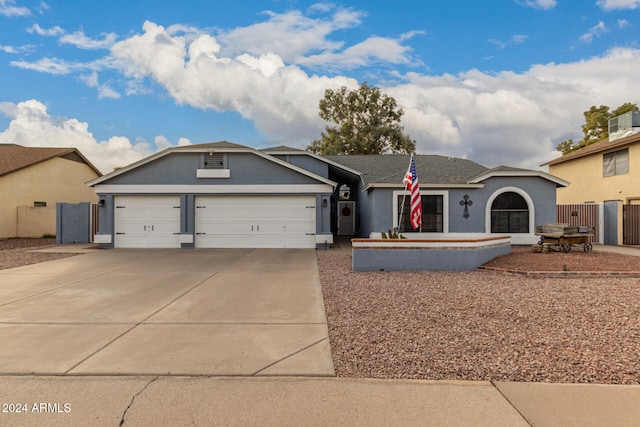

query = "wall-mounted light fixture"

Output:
[[98, 199, 105, 207], [322, 198, 328, 208]]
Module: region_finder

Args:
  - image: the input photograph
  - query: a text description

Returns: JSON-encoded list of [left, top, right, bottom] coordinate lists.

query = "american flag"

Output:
[[402, 155, 422, 230]]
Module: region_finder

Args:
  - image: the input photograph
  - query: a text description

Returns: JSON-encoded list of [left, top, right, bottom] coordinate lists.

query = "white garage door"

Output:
[[195, 196, 316, 248], [114, 196, 181, 248]]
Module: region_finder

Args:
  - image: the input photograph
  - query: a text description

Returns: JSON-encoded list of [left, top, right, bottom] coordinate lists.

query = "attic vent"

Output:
[[204, 153, 224, 169]]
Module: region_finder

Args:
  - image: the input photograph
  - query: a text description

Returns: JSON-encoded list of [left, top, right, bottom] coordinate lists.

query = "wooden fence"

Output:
[[556, 204, 601, 244], [623, 205, 640, 245]]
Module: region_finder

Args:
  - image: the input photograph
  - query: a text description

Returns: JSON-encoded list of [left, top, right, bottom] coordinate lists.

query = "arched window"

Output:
[[491, 192, 529, 233]]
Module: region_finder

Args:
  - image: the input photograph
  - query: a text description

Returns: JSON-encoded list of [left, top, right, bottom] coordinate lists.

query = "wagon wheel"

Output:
[[584, 243, 593, 252], [562, 243, 572, 253]]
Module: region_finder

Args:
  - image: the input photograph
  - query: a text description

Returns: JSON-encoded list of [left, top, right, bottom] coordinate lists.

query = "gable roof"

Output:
[[324, 154, 489, 188], [542, 131, 640, 167], [87, 141, 336, 187], [469, 166, 569, 187], [0, 144, 102, 178]]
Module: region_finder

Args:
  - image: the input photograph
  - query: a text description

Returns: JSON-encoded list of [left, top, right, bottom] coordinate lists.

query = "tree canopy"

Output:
[[556, 102, 638, 155], [307, 82, 415, 155]]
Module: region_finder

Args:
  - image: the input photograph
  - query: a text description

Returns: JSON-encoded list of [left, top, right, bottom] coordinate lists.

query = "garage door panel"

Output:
[[195, 196, 316, 248], [115, 196, 181, 248]]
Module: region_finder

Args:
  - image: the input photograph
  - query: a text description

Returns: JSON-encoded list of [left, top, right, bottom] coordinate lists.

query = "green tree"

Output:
[[557, 102, 638, 154], [308, 82, 415, 155]]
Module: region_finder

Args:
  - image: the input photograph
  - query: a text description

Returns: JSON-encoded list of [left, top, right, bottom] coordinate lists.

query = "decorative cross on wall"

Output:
[[460, 194, 473, 218]]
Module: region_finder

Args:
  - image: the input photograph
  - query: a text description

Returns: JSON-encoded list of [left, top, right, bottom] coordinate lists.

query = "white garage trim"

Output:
[[195, 196, 317, 248], [94, 184, 333, 194], [114, 196, 181, 248]]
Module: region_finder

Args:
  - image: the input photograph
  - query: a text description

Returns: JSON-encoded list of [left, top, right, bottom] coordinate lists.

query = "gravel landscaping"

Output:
[[0, 238, 81, 270], [318, 247, 640, 384]]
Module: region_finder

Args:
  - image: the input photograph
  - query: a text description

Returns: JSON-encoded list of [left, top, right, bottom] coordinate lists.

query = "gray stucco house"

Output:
[[88, 141, 568, 248]]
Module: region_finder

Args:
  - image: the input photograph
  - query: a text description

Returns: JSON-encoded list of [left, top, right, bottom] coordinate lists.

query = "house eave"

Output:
[[469, 170, 569, 187], [542, 132, 640, 167], [266, 149, 365, 178], [87, 144, 337, 189], [362, 183, 485, 191]]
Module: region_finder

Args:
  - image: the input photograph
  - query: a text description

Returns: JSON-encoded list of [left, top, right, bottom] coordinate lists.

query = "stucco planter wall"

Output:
[[351, 234, 512, 272]]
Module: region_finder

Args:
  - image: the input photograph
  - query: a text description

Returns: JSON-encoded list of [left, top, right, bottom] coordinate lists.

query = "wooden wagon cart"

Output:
[[535, 223, 594, 253]]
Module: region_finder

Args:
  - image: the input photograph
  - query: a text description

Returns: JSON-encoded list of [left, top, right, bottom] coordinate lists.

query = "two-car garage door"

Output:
[[113, 196, 316, 248], [195, 196, 316, 248]]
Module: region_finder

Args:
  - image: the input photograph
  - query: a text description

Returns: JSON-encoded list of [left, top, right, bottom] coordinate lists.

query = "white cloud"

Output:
[[0, 44, 17, 53], [217, 6, 364, 63], [618, 19, 631, 28], [388, 47, 640, 168], [7, 8, 640, 172], [488, 35, 528, 49], [597, 0, 640, 10], [79, 71, 99, 87], [103, 19, 640, 169], [0, 0, 30, 17], [580, 21, 608, 43], [298, 36, 415, 69], [26, 23, 63, 36], [59, 30, 118, 50], [10, 57, 88, 74], [518, 0, 557, 10], [0, 100, 181, 172], [98, 85, 120, 99], [109, 21, 357, 142]]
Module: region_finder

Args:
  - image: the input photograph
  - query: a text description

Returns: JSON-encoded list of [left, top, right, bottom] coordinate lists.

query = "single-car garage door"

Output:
[[114, 196, 181, 248], [195, 196, 316, 248]]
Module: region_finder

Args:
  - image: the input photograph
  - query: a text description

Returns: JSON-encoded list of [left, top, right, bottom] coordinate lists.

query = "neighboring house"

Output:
[[542, 131, 640, 205], [88, 141, 566, 248], [0, 144, 102, 238], [542, 130, 640, 244]]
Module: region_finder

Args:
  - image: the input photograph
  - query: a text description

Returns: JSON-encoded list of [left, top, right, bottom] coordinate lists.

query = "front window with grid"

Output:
[[397, 194, 443, 232]]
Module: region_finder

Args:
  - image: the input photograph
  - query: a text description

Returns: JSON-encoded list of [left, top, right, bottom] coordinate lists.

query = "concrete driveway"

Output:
[[0, 248, 334, 376]]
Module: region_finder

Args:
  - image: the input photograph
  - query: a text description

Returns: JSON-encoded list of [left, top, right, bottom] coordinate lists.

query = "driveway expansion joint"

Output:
[[491, 381, 533, 427]]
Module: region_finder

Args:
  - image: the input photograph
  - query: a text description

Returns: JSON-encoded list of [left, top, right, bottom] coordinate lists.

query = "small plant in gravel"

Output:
[[381, 229, 407, 239]]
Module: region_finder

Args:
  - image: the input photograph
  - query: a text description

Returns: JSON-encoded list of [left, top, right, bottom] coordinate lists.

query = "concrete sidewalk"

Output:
[[593, 244, 640, 256], [1, 376, 639, 426]]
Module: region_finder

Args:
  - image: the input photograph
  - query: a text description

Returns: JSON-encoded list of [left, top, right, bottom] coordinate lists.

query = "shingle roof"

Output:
[[0, 144, 101, 177], [173, 141, 248, 150], [324, 154, 489, 186], [261, 145, 305, 152]]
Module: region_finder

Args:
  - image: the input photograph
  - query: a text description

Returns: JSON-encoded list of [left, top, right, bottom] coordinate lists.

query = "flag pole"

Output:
[[398, 189, 408, 233], [400, 154, 413, 233]]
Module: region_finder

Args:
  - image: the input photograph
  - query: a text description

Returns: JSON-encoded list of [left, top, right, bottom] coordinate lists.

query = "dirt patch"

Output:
[[482, 246, 640, 272]]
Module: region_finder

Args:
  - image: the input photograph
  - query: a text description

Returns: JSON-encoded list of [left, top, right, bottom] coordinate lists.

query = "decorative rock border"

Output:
[[477, 266, 640, 278]]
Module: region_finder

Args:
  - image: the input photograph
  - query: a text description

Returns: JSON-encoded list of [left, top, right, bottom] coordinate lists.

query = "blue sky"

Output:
[[1, 0, 640, 172]]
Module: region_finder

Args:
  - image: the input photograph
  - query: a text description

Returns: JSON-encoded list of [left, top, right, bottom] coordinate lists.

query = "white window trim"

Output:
[[485, 187, 535, 243], [392, 190, 449, 233]]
